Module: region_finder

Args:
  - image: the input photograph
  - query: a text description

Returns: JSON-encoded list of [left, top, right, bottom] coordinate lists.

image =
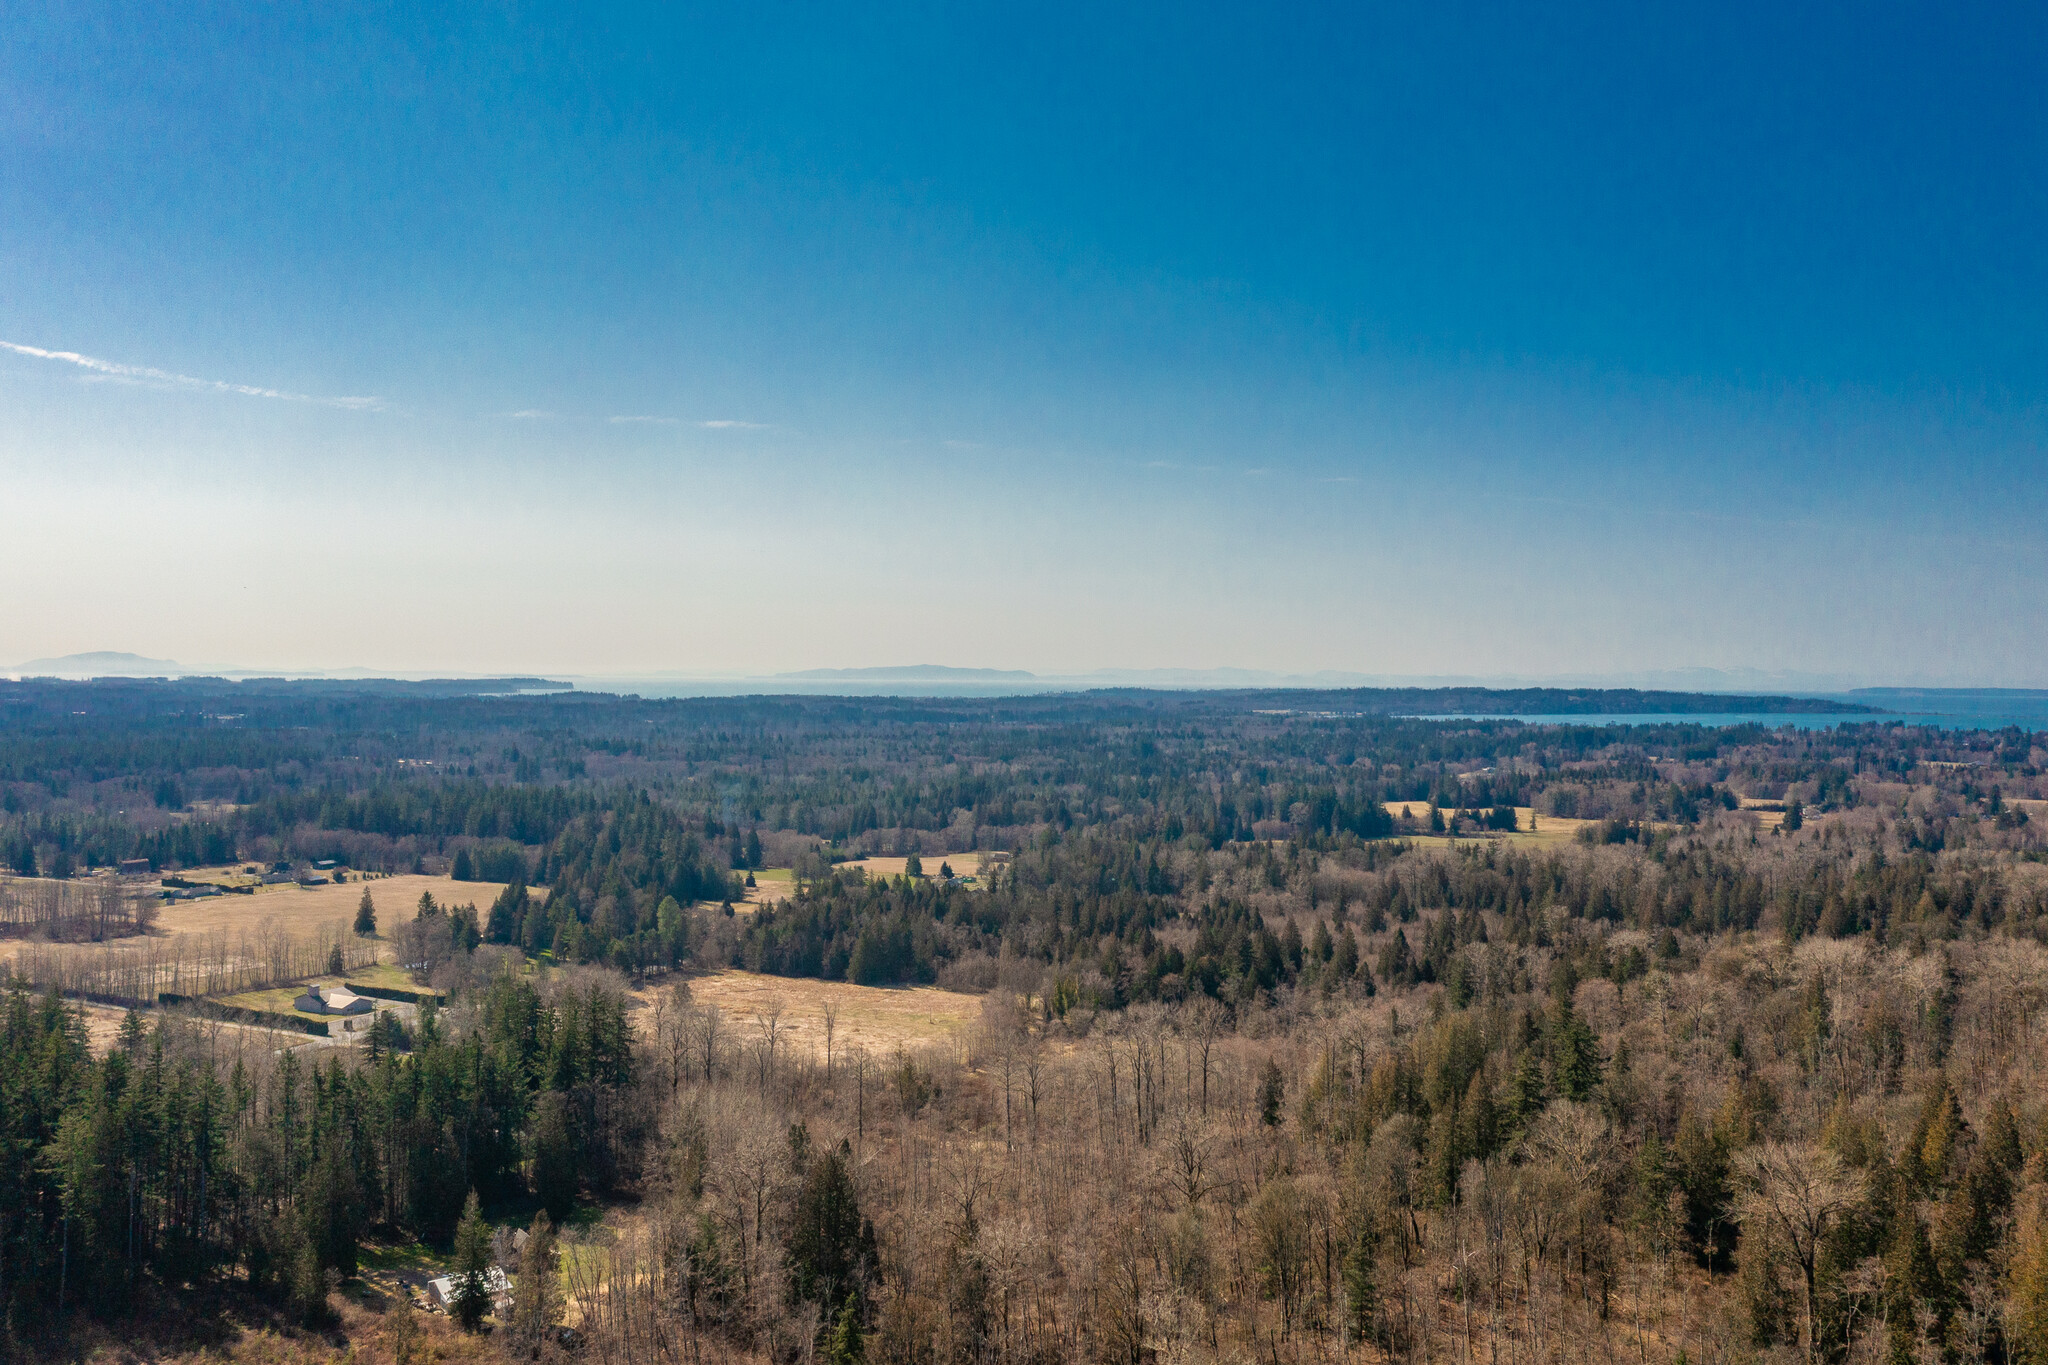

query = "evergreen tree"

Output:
[[1885, 1211, 1943, 1364], [355, 887, 377, 936], [788, 1141, 874, 1310], [1509, 1047, 1547, 1125], [486, 881, 528, 944], [530, 1091, 577, 1222], [1334, 927, 1360, 979], [1549, 996, 1604, 1101], [452, 847, 475, 881], [508, 1211, 563, 1358], [289, 1234, 331, 1326], [452, 1191, 494, 1330], [1342, 1225, 1381, 1344], [1259, 1059, 1286, 1127], [303, 1144, 365, 1277], [2010, 1200, 2048, 1365], [1377, 929, 1416, 986], [824, 1293, 866, 1365], [117, 1008, 147, 1058]]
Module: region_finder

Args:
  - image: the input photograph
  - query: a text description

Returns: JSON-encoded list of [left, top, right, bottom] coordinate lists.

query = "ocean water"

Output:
[[1407, 693, 2048, 733], [560, 679, 2048, 731]]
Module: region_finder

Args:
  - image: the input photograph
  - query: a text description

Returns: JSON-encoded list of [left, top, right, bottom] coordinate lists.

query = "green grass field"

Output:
[[215, 983, 331, 1021], [347, 960, 425, 990]]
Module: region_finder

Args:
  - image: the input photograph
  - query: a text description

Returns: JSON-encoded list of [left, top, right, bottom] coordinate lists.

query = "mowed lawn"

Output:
[[634, 969, 985, 1060]]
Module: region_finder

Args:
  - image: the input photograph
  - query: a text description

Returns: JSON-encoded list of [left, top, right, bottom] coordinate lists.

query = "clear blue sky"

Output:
[[3, 3, 2044, 681]]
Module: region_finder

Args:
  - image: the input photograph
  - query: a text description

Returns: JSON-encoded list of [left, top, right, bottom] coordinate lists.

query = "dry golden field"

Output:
[[741, 866, 795, 905], [733, 854, 990, 912], [635, 967, 985, 1059], [148, 873, 508, 942], [0, 873, 507, 1005], [839, 850, 989, 879], [1386, 803, 1598, 847]]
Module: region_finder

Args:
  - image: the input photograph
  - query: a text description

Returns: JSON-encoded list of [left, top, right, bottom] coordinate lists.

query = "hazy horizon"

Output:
[[7, 649, 2046, 694]]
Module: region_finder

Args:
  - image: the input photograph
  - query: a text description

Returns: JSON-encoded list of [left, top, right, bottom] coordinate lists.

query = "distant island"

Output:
[[10, 650, 184, 676]]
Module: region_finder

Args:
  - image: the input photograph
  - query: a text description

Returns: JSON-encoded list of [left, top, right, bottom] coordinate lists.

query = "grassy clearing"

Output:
[[214, 984, 326, 1019], [212, 979, 378, 1025], [150, 873, 514, 953], [841, 851, 988, 880], [635, 968, 984, 1059], [345, 959, 424, 990], [1383, 805, 1596, 849], [743, 868, 795, 907]]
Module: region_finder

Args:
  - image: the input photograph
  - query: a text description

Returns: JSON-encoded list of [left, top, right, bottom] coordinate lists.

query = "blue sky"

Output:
[[3, 3, 2044, 681]]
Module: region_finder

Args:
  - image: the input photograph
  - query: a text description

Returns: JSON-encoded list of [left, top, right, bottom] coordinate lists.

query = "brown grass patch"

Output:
[[149, 873, 508, 943], [1386, 805, 1596, 848], [840, 851, 989, 879], [639, 968, 985, 1059]]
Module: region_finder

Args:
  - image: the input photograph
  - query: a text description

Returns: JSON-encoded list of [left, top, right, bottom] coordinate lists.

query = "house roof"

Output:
[[427, 1267, 513, 1306], [296, 984, 373, 1014]]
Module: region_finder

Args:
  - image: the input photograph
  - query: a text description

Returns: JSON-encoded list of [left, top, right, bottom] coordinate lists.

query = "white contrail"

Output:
[[0, 339, 383, 410]]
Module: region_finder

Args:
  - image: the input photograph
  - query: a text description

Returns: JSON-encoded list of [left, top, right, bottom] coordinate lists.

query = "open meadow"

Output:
[[149, 872, 509, 942], [838, 850, 991, 879], [635, 967, 985, 1060], [1386, 802, 1598, 847], [735, 854, 991, 911]]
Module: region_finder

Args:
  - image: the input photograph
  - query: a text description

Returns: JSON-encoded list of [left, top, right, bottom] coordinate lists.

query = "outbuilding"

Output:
[[427, 1266, 512, 1313], [293, 983, 374, 1016]]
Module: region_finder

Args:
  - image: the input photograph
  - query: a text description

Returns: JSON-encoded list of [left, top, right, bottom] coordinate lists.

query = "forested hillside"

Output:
[[0, 679, 2045, 1364]]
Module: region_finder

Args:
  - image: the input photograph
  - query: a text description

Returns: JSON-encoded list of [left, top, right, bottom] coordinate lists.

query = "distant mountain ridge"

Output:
[[11, 651, 183, 676]]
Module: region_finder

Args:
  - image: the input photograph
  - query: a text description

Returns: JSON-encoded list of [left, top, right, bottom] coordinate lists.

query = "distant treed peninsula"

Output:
[[1215, 686, 1878, 715]]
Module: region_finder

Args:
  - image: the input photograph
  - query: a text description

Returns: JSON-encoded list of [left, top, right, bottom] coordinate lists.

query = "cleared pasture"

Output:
[[0, 874, 501, 1010], [839, 851, 989, 880], [639, 968, 984, 1059], [1386, 804, 1597, 847], [148, 873, 508, 943]]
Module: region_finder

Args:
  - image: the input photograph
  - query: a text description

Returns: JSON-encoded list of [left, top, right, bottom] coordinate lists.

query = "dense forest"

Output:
[[0, 678, 2045, 1364]]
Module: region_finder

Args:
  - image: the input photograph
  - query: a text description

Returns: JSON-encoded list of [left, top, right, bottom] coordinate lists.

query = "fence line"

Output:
[[3, 917, 377, 1006]]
